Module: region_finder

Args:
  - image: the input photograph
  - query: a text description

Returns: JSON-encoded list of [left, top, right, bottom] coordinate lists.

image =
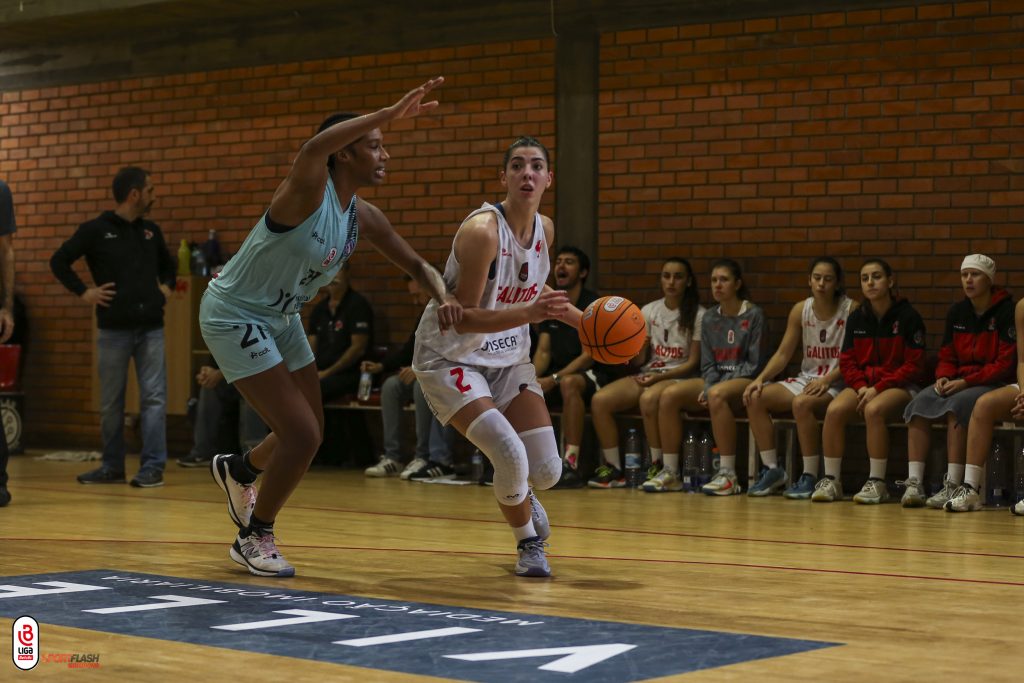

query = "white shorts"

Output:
[[775, 374, 841, 399], [414, 362, 542, 426]]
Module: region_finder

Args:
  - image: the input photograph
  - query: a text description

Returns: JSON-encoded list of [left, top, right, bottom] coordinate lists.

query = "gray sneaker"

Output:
[[898, 476, 926, 508], [528, 490, 550, 541], [748, 467, 787, 497], [944, 484, 982, 512], [230, 531, 295, 578], [1013, 498, 1024, 516], [811, 475, 843, 502], [514, 538, 551, 577], [853, 478, 890, 505], [926, 473, 957, 509], [210, 453, 257, 529]]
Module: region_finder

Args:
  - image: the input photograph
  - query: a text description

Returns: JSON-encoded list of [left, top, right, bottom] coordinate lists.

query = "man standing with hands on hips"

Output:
[[51, 166, 175, 488]]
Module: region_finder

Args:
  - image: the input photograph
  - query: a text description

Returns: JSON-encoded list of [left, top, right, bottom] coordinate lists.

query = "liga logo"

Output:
[[12, 615, 38, 670], [602, 296, 625, 313]]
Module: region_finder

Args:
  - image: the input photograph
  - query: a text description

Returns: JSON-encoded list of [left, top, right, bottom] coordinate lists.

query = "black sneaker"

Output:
[[0, 485, 10, 507], [553, 467, 585, 489], [409, 461, 457, 481], [77, 466, 126, 484], [130, 469, 164, 488], [177, 453, 213, 468]]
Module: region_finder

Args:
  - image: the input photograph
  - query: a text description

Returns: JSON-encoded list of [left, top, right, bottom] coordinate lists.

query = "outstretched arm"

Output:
[[269, 77, 444, 227]]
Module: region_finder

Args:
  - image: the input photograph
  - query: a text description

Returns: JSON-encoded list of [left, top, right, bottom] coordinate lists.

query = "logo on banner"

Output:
[[13, 615, 38, 670]]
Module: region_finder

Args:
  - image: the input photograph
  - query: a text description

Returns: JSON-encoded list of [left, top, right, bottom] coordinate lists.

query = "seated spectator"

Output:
[[177, 362, 269, 468], [814, 259, 927, 504], [532, 246, 615, 487], [901, 254, 1015, 510], [308, 261, 373, 400], [363, 276, 456, 480]]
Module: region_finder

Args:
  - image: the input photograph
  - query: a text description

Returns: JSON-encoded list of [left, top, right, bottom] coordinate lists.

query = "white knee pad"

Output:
[[519, 426, 560, 491], [466, 409, 529, 506]]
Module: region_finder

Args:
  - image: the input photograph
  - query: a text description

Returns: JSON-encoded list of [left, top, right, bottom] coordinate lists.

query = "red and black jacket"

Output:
[[934, 287, 1016, 386], [840, 297, 927, 392]]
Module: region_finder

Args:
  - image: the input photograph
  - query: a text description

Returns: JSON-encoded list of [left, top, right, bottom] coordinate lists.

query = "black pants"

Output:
[[0, 426, 8, 487]]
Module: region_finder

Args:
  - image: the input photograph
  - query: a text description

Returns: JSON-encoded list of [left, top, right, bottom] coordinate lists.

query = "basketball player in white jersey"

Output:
[[414, 136, 579, 577], [743, 257, 855, 498]]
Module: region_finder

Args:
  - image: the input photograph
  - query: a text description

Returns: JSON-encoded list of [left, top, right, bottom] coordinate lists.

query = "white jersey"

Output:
[[640, 299, 706, 373], [414, 202, 549, 370], [797, 295, 852, 380]]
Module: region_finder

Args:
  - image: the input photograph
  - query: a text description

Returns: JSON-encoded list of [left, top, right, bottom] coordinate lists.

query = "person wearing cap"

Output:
[[898, 254, 1016, 509]]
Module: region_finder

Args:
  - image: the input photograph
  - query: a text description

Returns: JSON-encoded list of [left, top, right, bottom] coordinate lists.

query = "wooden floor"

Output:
[[2, 451, 1022, 681]]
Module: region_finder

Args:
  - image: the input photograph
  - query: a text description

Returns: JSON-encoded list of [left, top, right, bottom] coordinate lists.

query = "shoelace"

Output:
[[814, 477, 835, 491], [255, 533, 282, 560], [895, 478, 920, 490], [594, 465, 613, 478], [948, 484, 971, 501]]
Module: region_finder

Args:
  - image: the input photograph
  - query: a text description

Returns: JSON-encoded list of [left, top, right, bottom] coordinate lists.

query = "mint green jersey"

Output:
[[206, 181, 358, 314]]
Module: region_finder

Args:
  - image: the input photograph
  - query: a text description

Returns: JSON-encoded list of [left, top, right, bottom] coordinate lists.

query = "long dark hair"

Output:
[[664, 257, 701, 337], [710, 258, 751, 301], [810, 256, 845, 300], [859, 258, 898, 303]]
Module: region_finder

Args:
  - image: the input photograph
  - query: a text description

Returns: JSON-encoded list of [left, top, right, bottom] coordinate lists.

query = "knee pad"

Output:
[[519, 426, 560, 491], [466, 409, 528, 506]]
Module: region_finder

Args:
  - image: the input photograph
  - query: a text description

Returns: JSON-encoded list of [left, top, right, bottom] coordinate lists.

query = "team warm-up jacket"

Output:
[[934, 286, 1016, 386], [50, 210, 175, 330], [700, 301, 764, 389], [839, 297, 927, 392]]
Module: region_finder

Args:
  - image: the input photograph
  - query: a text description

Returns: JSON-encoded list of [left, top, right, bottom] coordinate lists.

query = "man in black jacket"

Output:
[[50, 167, 175, 488]]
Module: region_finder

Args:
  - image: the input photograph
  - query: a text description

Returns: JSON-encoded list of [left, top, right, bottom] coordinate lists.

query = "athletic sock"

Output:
[[602, 447, 622, 470], [229, 450, 262, 485], [824, 457, 842, 479], [869, 458, 887, 480], [512, 520, 537, 543], [663, 452, 680, 473], [719, 454, 736, 473], [908, 461, 925, 481], [947, 463, 965, 485], [760, 449, 778, 469], [803, 455, 820, 478], [564, 444, 581, 470], [964, 464, 983, 490]]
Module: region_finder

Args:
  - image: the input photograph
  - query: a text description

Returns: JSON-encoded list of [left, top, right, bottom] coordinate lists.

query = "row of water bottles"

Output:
[[624, 427, 718, 491], [985, 438, 1024, 507]]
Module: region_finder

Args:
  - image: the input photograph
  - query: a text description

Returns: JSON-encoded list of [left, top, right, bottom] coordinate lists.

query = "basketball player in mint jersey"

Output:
[[414, 137, 580, 578], [203, 78, 462, 578], [743, 257, 855, 499]]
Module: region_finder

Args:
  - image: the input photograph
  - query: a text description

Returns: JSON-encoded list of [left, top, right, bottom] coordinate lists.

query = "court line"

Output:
[[2, 535, 1023, 588], [12, 482, 1024, 561]]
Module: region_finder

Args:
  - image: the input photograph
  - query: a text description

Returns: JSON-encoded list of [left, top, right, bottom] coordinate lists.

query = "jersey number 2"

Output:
[[450, 368, 472, 394]]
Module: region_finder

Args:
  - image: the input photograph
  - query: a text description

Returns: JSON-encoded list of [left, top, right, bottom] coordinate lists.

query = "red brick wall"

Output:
[[599, 2, 1023, 348], [3, 1, 1022, 451], [0, 40, 555, 448]]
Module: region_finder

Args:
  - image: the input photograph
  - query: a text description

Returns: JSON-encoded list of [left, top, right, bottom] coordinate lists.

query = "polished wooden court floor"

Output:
[[2, 451, 1022, 681]]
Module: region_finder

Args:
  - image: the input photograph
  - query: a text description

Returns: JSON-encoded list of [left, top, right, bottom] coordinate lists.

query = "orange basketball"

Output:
[[578, 296, 647, 364]]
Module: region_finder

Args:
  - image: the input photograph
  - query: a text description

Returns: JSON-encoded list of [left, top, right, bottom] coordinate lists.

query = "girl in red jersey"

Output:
[[813, 259, 927, 504], [899, 255, 1015, 510]]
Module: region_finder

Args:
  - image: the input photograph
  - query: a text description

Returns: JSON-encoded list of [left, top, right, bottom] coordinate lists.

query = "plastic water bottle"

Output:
[[624, 428, 643, 488], [1016, 440, 1024, 503], [698, 431, 715, 488], [203, 229, 223, 268], [190, 244, 207, 277], [471, 450, 485, 484], [682, 428, 698, 492], [357, 371, 373, 402], [986, 439, 1008, 507]]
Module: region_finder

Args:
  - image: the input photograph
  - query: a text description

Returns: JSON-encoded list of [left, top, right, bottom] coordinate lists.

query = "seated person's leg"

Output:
[[179, 383, 230, 467], [366, 374, 415, 477]]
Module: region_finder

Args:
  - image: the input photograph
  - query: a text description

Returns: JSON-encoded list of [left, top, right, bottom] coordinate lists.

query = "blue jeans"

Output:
[[97, 328, 167, 474], [190, 381, 268, 459], [381, 374, 454, 466]]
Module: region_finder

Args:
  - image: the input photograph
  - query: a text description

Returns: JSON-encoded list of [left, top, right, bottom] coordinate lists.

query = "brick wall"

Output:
[[0, 40, 555, 449], [598, 1, 1023, 348], [2, 1, 1022, 451]]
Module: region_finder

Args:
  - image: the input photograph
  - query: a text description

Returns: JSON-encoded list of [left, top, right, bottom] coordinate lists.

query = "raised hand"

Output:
[[389, 77, 444, 121]]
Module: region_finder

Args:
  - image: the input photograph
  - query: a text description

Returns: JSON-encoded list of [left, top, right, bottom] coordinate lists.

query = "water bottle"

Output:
[[177, 239, 191, 276], [624, 428, 642, 488], [357, 371, 373, 402], [1016, 440, 1024, 503], [471, 450, 485, 484], [682, 428, 698, 492], [190, 244, 208, 277], [203, 229, 224, 268], [986, 439, 1008, 507], [698, 431, 715, 488]]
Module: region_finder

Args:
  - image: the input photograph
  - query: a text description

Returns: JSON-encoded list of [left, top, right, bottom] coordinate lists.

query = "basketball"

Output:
[[578, 295, 647, 364]]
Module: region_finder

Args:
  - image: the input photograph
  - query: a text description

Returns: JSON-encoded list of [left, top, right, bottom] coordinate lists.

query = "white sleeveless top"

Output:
[[639, 299, 706, 373], [414, 202, 550, 369], [798, 295, 853, 380]]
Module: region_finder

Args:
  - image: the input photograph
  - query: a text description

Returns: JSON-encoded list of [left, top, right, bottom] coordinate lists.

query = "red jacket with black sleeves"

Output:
[[934, 287, 1016, 386], [840, 297, 927, 392]]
